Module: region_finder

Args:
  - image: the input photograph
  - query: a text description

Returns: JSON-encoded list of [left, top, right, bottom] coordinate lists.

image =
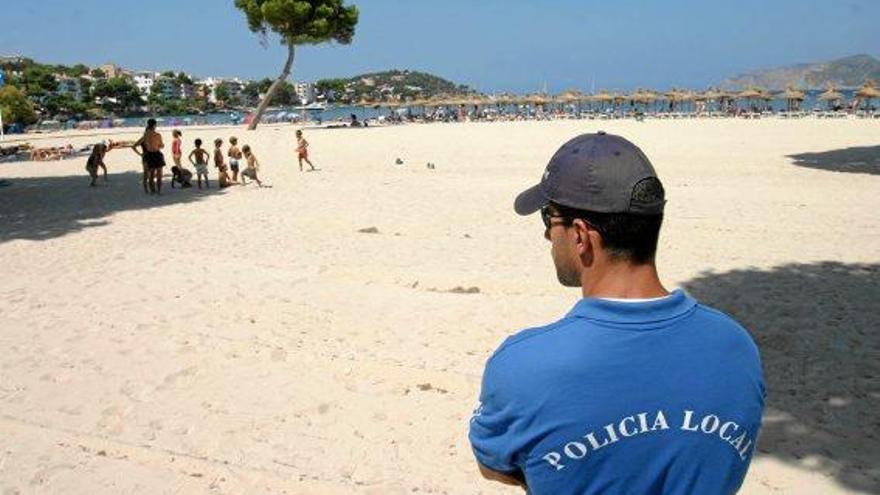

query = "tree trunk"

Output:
[[247, 42, 296, 130]]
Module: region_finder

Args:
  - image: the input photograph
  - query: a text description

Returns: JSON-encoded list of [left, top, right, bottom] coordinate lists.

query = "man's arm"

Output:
[[478, 463, 527, 489]]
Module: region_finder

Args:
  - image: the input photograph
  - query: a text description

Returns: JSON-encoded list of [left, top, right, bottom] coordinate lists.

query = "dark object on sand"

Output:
[[170, 166, 193, 188], [448, 286, 481, 294]]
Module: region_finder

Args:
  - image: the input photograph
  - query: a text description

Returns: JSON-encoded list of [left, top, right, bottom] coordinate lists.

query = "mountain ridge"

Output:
[[719, 54, 880, 90]]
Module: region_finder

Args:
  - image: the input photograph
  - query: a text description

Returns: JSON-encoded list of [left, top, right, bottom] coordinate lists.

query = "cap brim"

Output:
[[514, 183, 548, 215]]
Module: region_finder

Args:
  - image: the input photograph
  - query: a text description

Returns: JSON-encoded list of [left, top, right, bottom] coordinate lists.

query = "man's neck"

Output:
[[581, 261, 669, 300]]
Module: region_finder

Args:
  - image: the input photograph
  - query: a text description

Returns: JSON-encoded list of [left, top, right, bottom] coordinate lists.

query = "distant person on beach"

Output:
[[132, 118, 165, 194], [295, 130, 316, 172], [188, 138, 210, 189], [240, 145, 264, 187], [228, 136, 243, 183], [469, 132, 765, 494], [85, 142, 110, 187]]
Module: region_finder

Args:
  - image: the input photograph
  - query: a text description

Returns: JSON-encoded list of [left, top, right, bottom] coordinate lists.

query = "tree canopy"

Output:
[[0, 85, 38, 126], [234, 0, 359, 129], [235, 0, 358, 45], [92, 77, 144, 115]]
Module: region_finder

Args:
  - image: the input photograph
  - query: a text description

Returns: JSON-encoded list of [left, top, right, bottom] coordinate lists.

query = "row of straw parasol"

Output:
[[356, 80, 879, 111]]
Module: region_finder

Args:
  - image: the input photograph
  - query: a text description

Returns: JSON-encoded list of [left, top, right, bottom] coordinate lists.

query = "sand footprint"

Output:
[[155, 366, 198, 391]]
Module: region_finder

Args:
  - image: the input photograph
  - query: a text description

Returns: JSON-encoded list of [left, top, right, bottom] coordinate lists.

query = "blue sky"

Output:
[[2, 0, 878, 93]]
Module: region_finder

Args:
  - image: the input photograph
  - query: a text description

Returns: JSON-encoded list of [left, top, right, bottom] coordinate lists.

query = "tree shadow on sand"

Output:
[[682, 262, 880, 493], [787, 145, 880, 175], [0, 172, 218, 244]]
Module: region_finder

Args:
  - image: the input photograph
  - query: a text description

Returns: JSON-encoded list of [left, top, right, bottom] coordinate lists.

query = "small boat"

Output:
[[294, 102, 327, 111]]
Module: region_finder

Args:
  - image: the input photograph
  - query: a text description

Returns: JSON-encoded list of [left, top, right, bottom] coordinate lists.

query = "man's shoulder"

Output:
[[487, 317, 579, 368], [691, 303, 757, 342]]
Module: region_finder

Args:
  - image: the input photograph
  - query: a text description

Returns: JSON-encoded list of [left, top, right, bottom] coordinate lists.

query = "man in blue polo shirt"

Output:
[[469, 132, 765, 494]]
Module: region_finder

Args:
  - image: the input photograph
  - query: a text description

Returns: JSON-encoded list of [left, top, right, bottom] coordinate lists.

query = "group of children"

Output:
[[85, 127, 318, 189], [171, 130, 264, 189]]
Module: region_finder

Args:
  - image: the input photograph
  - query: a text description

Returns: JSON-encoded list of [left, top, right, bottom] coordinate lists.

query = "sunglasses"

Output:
[[540, 205, 602, 235], [541, 205, 571, 230]]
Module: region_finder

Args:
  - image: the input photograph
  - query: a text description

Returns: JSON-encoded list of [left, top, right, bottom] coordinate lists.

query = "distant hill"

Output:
[[316, 69, 472, 103], [719, 54, 880, 90]]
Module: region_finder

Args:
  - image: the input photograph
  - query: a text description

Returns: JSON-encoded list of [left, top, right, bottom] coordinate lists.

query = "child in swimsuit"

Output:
[[213, 138, 224, 171], [85, 142, 109, 187], [228, 136, 243, 183], [295, 129, 316, 172], [188, 138, 211, 189], [240, 144, 263, 187], [217, 163, 236, 188], [171, 129, 183, 168]]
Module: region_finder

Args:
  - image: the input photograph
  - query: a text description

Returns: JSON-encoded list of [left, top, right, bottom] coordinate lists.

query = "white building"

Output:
[[294, 81, 315, 104], [133, 72, 157, 97], [180, 84, 196, 100]]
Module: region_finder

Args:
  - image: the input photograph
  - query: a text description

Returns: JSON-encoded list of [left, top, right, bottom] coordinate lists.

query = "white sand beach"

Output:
[[0, 118, 878, 494]]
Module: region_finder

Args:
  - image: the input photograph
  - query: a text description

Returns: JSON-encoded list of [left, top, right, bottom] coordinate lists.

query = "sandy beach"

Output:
[[0, 118, 878, 494]]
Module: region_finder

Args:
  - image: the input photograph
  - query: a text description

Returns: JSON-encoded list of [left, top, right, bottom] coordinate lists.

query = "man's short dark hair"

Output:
[[553, 178, 665, 264], [146, 118, 157, 129]]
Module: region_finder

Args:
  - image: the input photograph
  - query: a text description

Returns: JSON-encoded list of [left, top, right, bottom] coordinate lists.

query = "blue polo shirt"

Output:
[[469, 290, 765, 495]]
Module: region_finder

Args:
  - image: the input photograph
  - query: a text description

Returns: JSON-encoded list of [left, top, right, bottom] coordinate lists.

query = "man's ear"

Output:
[[572, 219, 592, 257]]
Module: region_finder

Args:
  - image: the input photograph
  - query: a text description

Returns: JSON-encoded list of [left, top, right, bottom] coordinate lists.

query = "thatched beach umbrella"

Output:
[[663, 89, 690, 112], [736, 88, 764, 99], [818, 86, 843, 103], [855, 80, 880, 109], [555, 89, 584, 114], [779, 86, 806, 112], [588, 90, 615, 112], [698, 88, 733, 113], [556, 89, 584, 103], [487, 93, 515, 114], [736, 87, 767, 111], [624, 89, 654, 113], [525, 93, 551, 106]]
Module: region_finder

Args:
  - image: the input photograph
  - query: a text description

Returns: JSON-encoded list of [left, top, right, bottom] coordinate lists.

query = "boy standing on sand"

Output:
[[188, 138, 211, 189], [296, 130, 316, 172], [228, 136, 243, 183], [213, 138, 225, 172]]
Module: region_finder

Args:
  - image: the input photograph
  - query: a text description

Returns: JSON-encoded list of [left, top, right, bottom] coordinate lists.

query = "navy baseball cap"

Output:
[[514, 132, 666, 215]]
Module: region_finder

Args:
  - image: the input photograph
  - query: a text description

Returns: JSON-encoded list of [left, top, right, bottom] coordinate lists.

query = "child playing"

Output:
[[240, 145, 263, 187], [188, 138, 211, 189], [85, 142, 110, 187], [217, 163, 236, 188], [295, 129, 316, 172], [228, 136, 243, 183]]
